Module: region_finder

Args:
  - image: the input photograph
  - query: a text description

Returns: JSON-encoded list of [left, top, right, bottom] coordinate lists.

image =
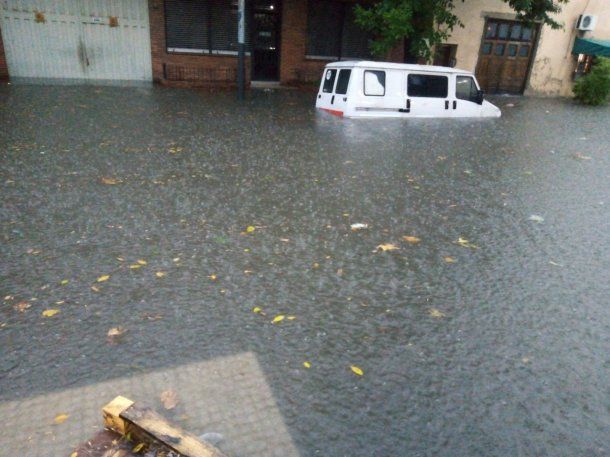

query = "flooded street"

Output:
[[1, 85, 609, 456]]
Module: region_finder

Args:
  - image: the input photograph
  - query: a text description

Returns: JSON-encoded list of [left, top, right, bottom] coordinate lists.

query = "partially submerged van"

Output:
[[316, 61, 501, 118]]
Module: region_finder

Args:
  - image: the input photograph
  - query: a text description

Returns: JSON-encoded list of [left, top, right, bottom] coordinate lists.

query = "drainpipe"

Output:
[[237, 0, 245, 100]]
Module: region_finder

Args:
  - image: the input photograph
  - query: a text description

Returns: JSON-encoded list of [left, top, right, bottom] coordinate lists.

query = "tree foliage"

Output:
[[354, 0, 569, 59], [573, 57, 610, 106]]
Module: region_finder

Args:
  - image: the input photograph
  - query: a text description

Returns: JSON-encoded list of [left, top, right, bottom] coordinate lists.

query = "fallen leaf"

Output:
[[129, 264, 142, 269], [42, 309, 60, 317], [375, 243, 400, 252], [132, 443, 145, 453], [13, 301, 30, 312], [101, 177, 119, 185], [573, 153, 591, 160], [402, 235, 421, 244], [303, 361, 311, 369], [528, 214, 544, 223], [444, 256, 457, 263], [271, 315, 285, 324], [155, 271, 166, 278], [70, 452, 78, 457], [252, 306, 262, 313], [350, 365, 364, 376], [97, 274, 110, 282], [548, 260, 562, 267], [91, 285, 100, 292], [107, 327, 126, 337], [209, 274, 217, 280], [429, 308, 446, 318], [160, 389, 179, 410], [137, 259, 147, 265], [60, 279, 69, 285], [54, 413, 69, 424], [456, 237, 478, 249], [246, 225, 256, 233], [350, 223, 368, 231], [287, 315, 296, 320]]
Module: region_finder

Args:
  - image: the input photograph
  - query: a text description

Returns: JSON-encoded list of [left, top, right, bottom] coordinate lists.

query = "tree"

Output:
[[573, 57, 610, 105], [354, 0, 569, 60]]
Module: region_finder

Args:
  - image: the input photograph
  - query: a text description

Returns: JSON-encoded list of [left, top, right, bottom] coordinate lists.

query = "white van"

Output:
[[315, 61, 501, 118]]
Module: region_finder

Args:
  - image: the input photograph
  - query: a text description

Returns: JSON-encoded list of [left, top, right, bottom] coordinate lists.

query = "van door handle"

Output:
[[445, 100, 449, 109], [453, 101, 457, 109], [406, 99, 410, 112], [331, 95, 335, 104]]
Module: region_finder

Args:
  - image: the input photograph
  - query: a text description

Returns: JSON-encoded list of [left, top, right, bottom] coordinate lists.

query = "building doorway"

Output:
[[475, 19, 538, 94], [251, 0, 281, 81]]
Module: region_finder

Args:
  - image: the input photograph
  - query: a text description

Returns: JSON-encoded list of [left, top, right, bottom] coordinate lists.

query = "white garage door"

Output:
[[0, 0, 152, 84]]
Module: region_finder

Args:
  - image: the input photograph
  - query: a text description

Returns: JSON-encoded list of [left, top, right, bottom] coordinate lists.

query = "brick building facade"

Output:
[[149, 0, 401, 88]]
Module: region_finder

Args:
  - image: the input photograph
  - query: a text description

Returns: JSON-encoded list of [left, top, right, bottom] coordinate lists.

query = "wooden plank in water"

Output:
[[102, 396, 228, 457]]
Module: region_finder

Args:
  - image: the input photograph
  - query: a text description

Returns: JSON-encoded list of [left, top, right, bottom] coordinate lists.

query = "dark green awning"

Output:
[[572, 37, 610, 57]]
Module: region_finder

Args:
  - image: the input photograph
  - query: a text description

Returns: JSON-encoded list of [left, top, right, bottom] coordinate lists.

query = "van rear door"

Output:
[[405, 73, 451, 117], [316, 68, 340, 114], [331, 69, 352, 115]]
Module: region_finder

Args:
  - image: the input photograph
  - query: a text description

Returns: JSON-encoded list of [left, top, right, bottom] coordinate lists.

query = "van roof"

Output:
[[325, 60, 470, 75]]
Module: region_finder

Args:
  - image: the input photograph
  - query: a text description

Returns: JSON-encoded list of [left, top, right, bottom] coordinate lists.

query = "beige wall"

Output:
[[447, 0, 610, 96]]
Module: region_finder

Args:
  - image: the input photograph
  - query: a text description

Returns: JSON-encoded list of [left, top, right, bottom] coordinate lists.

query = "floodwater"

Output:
[[1, 85, 609, 456]]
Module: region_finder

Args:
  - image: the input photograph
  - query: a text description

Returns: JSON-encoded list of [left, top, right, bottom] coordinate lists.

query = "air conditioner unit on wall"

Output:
[[576, 14, 597, 31]]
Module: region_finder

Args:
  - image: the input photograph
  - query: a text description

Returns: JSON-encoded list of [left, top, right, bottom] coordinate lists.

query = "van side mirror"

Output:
[[475, 90, 484, 105]]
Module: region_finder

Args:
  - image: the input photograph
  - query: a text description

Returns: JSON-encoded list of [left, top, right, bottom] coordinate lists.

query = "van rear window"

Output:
[[335, 69, 351, 95], [323, 69, 337, 93], [408, 74, 448, 98]]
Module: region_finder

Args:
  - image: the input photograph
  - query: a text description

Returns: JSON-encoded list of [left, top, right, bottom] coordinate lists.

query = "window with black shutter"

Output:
[[306, 0, 372, 60], [165, 0, 249, 55]]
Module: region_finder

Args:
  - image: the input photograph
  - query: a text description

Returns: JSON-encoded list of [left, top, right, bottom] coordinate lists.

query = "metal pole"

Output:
[[237, 0, 245, 101]]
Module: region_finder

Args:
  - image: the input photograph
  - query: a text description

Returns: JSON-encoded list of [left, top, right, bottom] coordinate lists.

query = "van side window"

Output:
[[456, 76, 478, 102], [323, 69, 337, 93], [335, 69, 352, 95], [407, 74, 448, 98], [364, 70, 386, 96]]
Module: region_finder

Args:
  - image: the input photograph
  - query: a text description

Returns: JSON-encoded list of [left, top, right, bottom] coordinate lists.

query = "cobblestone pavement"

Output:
[[0, 352, 296, 456]]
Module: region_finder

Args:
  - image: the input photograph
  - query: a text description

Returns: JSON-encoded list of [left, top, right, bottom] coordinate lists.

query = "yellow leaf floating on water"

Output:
[[252, 306, 262, 313], [42, 309, 60, 317], [350, 365, 364, 376], [107, 327, 126, 337], [60, 279, 69, 285], [155, 271, 166, 278], [402, 236, 421, 244], [54, 413, 69, 424], [137, 259, 147, 265], [429, 308, 446, 318], [303, 361, 311, 369], [375, 243, 400, 252], [246, 225, 256, 233], [456, 237, 478, 249], [444, 256, 457, 263], [271, 315, 285, 324], [132, 443, 145, 453], [97, 274, 110, 282]]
